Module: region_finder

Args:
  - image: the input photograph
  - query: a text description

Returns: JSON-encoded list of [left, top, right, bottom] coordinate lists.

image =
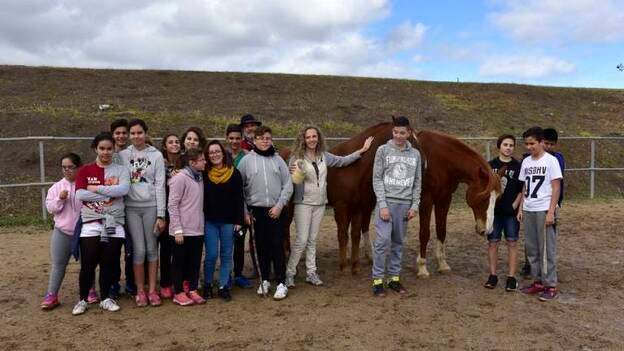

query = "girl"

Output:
[[41, 153, 82, 310], [203, 140, 244, 301], [158, 133, 182, 299], [168, 148, 207, 306], [181, 127, 207, 153], [119, 119, 166, 307], [72, 132, 130, 315], [286, 126, 373, 287]]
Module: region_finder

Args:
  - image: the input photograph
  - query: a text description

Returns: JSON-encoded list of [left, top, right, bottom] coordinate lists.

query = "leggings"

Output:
[[249, 206, 286, 284], [171, 236, 203, 293], [126, 206, 158, 264], [159, 228, 173, 288], [79, 236, 124, 301], [233, 226, 247, 277], [47, 228, 74, 294]]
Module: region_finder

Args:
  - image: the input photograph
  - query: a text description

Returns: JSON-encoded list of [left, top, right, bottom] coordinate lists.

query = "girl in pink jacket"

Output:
[[41, 153, 82, 310]]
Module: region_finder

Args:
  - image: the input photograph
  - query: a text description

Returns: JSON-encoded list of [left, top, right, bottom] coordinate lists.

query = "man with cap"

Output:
[[239, 114, 262, 151]]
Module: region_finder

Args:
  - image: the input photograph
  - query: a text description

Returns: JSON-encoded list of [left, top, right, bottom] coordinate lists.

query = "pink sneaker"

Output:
[[160, 286, 173, 299], [188, 290, 206, 305], [173, 292, 194, 306], [87, 288, 100, 304], [135, 291, 148, 307], [520, 282, 545, 295], [183, 280, 190, 294], [41, 292, 60, 310], [148, 291, 162, 306]]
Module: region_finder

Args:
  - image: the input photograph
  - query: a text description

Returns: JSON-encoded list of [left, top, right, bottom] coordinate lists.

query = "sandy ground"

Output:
[[1, 200, 623, 351]]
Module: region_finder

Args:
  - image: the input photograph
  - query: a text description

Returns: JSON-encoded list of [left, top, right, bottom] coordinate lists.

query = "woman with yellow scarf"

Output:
[[202, 140, 245, 301]]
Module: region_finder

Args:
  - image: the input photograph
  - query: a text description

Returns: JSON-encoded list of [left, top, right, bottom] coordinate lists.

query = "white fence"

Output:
[[1, 136, 623, 220]]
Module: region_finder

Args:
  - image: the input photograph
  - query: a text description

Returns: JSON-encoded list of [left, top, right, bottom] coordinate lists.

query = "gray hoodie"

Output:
[[119, 145, 167, 217], [372, 140, 422, 210], [237, 150, 293, 210]]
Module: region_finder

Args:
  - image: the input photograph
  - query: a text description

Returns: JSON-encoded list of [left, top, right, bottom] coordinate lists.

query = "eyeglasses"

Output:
[[61, 166, 77, 171]]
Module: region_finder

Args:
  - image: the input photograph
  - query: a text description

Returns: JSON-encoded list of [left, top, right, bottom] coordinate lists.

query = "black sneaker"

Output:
[[202, 284, 213, 300], [505, 276, 518, 292], [372, 283, 386, 297], [217, 288, 232, 302], [387, 281, 407, 294], [484, 274, 498, 289]]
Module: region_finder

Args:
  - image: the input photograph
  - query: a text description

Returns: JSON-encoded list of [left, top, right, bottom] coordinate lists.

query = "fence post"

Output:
[[485, 141, 491, 161], [39, 141, 47, 221], [590, 139, 595, 199]]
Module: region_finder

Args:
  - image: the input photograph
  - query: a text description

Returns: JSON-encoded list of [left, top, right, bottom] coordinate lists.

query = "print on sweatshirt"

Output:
[[129, 157, 151, 183]]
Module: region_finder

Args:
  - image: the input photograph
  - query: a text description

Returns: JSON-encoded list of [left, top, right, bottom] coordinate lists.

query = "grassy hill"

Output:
[[1, 65, 623, 221]]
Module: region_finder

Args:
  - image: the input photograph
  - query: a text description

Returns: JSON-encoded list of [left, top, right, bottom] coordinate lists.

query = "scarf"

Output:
[[185, 166, 202, 182], [253, 145, 276, 157], [208, 166, 234, 184]]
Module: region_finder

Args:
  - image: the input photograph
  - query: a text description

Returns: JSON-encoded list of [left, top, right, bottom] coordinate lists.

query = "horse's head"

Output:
[[466, 167, 501, 236]]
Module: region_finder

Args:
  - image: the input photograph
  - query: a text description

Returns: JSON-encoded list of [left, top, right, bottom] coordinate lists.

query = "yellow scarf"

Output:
[[208, 166, 234, 184]]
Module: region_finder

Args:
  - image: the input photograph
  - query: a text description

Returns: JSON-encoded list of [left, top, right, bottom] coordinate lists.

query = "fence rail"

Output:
[[2, 135, 623, 220]]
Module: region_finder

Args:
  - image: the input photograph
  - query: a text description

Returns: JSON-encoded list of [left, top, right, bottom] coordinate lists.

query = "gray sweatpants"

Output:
[[126, 206, 159, 264], [286, 204, 325, 277], [372, 202, 410, 280], [47, 228, 74, 294], [523, 210, 558, 287]]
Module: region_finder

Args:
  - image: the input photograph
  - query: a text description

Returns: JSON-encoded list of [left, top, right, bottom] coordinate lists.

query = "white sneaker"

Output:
[[257, 280, 270, 296], [306, 272, 324, 286], [99, 298, 120, 312], [285, 275, 296, 288], [72, 300, 88, 316], [273, 283, 288, 300]]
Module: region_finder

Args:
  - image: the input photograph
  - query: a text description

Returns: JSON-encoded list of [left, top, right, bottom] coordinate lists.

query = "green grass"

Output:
[[0, 214, 53, 228]]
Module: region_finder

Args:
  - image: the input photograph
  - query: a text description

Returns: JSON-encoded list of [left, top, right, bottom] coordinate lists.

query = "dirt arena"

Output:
[[1, 200, 623, 350]]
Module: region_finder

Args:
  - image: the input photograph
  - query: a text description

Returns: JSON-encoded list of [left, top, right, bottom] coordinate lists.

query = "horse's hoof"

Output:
[[351, 265, 360, 276], [339, 262, 348, 272], [438, 262, 451, 273], [417, 270, 430, 278]]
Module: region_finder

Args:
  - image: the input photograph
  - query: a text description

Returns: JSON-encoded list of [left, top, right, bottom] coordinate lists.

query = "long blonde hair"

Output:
[[292, 126, 327, 159]]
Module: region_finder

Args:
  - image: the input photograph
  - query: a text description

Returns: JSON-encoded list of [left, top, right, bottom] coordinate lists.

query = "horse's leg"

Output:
[[333, 203, 351, 272], [350, 210, 363, 275], [417, 196, 433, 278], [360, 202, 375, 265], [434, 194, 453, 273]]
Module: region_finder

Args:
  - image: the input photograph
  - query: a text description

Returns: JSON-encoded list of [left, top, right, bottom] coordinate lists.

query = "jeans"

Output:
[[204, 222, 235, 288]]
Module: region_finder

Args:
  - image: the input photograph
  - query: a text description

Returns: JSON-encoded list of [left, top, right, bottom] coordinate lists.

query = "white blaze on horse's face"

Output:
[[485, 190, 496, 235]]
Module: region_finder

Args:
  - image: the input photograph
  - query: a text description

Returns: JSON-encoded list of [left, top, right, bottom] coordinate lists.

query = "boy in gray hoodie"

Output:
[[371, 116, 422, 297]]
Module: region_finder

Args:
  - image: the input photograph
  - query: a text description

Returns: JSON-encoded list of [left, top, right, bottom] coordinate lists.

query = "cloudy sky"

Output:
[[1, 0, 622, 88]]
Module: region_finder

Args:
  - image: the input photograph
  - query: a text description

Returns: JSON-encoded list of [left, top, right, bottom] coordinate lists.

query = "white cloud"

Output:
[[490, 0, 624, 44], [478, 55, 575, 79], [0, 0, 426, 79]]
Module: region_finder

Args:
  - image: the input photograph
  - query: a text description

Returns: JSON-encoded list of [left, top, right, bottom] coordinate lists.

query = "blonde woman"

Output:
[[286, 126, 373, 287]]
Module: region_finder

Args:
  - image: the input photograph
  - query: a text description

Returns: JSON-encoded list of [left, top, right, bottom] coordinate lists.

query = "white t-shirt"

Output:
[[520, 152, 563, 211], [80, 222, 126, 239]]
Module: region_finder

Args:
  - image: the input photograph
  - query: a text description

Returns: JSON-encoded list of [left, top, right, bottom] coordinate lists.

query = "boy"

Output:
[[371, 116, 422, 297], [484, 134, 523, 291], [517, 127, 563, 301]]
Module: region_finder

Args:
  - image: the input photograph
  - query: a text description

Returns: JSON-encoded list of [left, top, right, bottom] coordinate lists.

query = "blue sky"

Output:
[[0, 0, 622, 88]]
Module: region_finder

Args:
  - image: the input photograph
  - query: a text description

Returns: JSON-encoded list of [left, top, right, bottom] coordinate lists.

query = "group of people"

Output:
[[40, 113, 373, 315]]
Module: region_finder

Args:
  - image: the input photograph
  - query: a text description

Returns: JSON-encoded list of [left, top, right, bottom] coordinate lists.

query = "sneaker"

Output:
[[188, 290, 206, 304], [484, 274, 498, 289], [41, 293, 60, 310], [109, 283, 121, 299], [87, 288, 100, 304], [372, 279, 386, 297], [257, 280, 270, 296], [183, 280, 190, 294], [173, 292, 194, 306], [124, 282, 137, 296], [505, 276, 518, 292], [285, 275, 296, 288], [520, 282, 545, 295], [72, 300, 88, 315], [387, 278, 407, 295], [218, 287, 232, 302], [273, 283, 288, 300], [202, 284, 214, 300], [99, 298, 120, 312], [135, 291, 148, 307], [538, 287, 558, 301], [234, 276, 252, 289], [160, 286, 173, 299], [148, 291, 162, 306], [305, 272, 323, 286]]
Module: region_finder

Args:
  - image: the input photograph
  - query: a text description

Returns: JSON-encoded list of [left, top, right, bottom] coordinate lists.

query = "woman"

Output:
[[181, 127, 207, 153], [72, 132, 130, 315], [41, 153, 82, 310], [238, 126, 293, 300], [286, 126, 373, 287], [203, 140, 244, 301], [119, 119, 166, 307], [158, 133, 182, 299], [168, 148, 207, 306]]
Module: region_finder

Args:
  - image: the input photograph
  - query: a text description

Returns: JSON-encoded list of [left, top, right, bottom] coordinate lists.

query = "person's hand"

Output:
[[269, 206, 282, 219], [407, 208, 417, 221], [170, 169, 180, 177], [545, 211, 555, 226], [289, 164, 297, 175], [380, 207, 390, 222], [245, 213, 252, 226], [175, 234, 184, 245], [59, 190, 69, 200], [87, 185, 99, 193], [234, 224, 242, 232], [154, 218, 166, 235], [517, 211, 523, 223], [360, 136, 374, 153]]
